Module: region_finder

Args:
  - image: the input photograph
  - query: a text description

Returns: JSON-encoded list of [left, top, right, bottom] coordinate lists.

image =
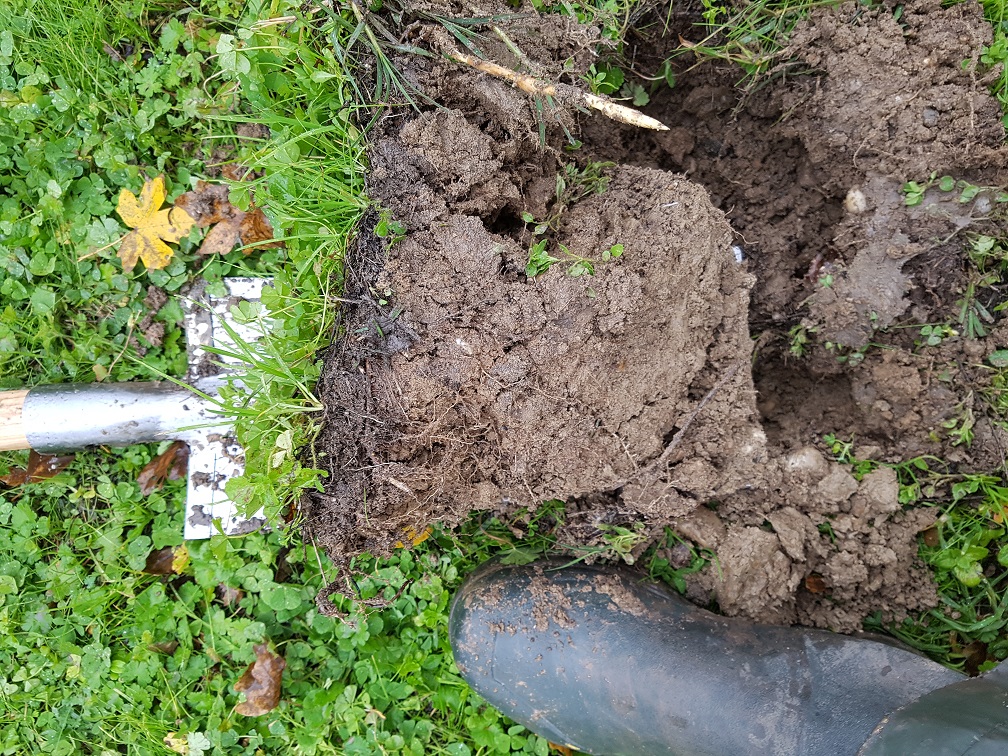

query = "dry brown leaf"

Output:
[[173, 181, 233, 227], [144, 544, 173, 572], [216, 584, 245, 608], [221, 163, 252, 182], [143, 545, 188, 575], [197, 218, 242, 256], [804, 574, 828, 594], [1, 450, 75, 487], [138, 440, 189, 496], [143, 546, 174, 575], [174, 181, 281, 256], [148, 640, 179, 655], [116, 176, 196, 271], [238, 207, 281, 248], [234, 643, 286, 716], [549, 744, 575, 756]]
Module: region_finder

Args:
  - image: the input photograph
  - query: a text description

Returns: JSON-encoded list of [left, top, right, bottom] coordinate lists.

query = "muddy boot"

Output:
[[448, 559, 1003, 755]]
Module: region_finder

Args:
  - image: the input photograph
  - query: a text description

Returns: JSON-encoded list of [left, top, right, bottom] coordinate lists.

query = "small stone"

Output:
[[785, 446, 829, 480], [922, 107, 939, 127], [844, 187, 868, 214]]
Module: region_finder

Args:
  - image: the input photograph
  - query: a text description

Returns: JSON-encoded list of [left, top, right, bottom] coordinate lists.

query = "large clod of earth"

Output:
[[316, 126, 763, 549], [309, 0, 1008, 631]]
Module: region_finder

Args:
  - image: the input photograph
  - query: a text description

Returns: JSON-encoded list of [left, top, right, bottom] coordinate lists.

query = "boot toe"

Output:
[[449, 559, 963, 756]]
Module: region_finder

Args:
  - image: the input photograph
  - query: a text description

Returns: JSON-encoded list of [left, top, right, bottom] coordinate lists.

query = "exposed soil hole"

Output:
[[485, 207, 525, 241], [309, 0, 1008, 631]]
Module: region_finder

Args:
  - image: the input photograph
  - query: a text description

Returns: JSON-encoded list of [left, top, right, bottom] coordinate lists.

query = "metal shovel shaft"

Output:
[[0, 383, 219, 453]]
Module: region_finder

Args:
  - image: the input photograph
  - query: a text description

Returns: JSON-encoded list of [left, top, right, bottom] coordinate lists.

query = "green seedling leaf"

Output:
[[953, 478, 982, 501], [526, 239, 559, 278], [959, 184, 981, 202], [0, 29, 13, 60], [939, 175, 956, 191], [954, 561, 984, 587], [990, 350, 1008, 368], [964, 545, 990, 561], [998, 544, 1008, 568], [602, 243, 624, 261], [902, 181, 925, 206]]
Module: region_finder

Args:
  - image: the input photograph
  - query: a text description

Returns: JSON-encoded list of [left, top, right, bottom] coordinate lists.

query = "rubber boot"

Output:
[[448, 559, 975, 755]]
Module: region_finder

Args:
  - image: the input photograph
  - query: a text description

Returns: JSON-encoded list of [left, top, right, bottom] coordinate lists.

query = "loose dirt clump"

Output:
[[309, 0, 1008, 631], [311, 108, 762, 558]]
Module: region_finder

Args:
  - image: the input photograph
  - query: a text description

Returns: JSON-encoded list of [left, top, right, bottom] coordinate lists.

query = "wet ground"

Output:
[[308, 0, 1008, 631]]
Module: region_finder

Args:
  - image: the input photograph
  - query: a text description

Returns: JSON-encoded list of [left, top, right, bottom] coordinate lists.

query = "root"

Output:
[[445, 48, 670, 132]]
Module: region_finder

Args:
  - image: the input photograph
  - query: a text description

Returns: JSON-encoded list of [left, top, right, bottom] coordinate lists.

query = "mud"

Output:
[[310, 0, 1008, 631]]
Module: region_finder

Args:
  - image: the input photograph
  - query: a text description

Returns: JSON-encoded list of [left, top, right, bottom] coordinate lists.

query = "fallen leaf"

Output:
[[174, 181, 281, 256], [394, 525, 432, 549], [144, 547, 174, 575], [221, 163, 252, 182], [116, 176, 196, 271], [172, 544, 190, 573], [804, 574, 827, 594], [137, 440, 189, 496], [549, 744, 575, 756], [173, 181, 233, 226], [216, 584, 245, 608], [196, 217, 242, 256], [102, 41, 125, 63], [148, 640, 179, 655], [234, 643, 286, 716], [961, 640, 989, 676], [238, 207, 279, 248], [0, 450, 75, 487], [163, 733, 187, 754], [922, 527, 940, 547]]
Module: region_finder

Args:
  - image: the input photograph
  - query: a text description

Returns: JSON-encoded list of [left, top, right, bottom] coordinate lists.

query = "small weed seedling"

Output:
[[374, 210, 406, 243], [941, 394, 977, 448], [788, 324, 810, 358], [525, 240, 623, 279], [918, 323, 958, 348], [525, 239, 561, 277], [822, 433, 878, 478], [523, 161, 615, 237]]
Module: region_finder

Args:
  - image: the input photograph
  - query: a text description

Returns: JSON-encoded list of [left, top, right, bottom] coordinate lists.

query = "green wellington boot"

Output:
[[449, 559, 1008, 755]]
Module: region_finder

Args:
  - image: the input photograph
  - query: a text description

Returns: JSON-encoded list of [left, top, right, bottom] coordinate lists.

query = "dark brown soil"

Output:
[[309, 0, 1008, 632]]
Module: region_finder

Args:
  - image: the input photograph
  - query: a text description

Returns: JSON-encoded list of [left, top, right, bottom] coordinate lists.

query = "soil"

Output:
[[308, 0, 1008, 632]]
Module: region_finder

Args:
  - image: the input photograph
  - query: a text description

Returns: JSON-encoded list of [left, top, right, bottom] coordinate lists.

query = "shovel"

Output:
[[0, 277, 269, 539]]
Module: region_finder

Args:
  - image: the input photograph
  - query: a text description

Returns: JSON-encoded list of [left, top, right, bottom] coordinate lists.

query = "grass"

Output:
[[4, 0, 1008, 751], [663, 0, 840, 78], [864, 467, 1008, 674]]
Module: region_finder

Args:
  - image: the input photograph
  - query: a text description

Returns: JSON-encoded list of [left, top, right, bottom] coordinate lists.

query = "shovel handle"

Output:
[[0, 390, 29, 452], [0, 384, 221, 453]]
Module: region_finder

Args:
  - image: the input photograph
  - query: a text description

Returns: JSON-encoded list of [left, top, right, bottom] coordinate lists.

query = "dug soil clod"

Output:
[[310, 0, 1008, 631]]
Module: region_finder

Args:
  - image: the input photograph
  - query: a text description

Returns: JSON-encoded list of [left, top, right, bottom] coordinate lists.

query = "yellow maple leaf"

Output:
[[116, 175, 195, 271]]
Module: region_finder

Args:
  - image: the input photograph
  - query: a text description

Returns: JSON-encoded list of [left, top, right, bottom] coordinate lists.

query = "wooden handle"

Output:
[[0, 390, 30, 451]]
